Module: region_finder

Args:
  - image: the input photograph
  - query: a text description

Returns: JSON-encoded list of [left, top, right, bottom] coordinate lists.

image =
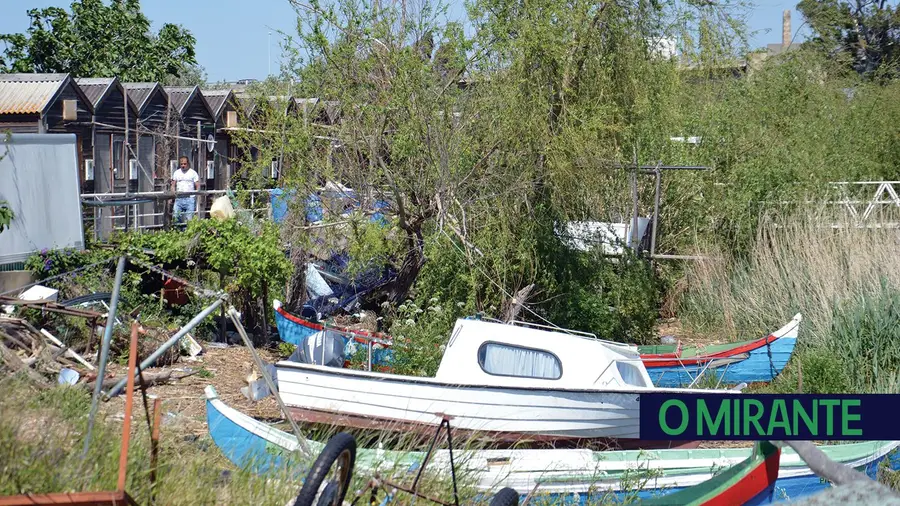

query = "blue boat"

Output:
[[203, 385, 899, 504], [640, 314, 802, 388], [273, 300, 394, 368]]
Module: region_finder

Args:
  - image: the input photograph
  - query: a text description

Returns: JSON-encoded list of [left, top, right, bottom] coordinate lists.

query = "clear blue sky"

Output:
[[0, 0, 809, 83]]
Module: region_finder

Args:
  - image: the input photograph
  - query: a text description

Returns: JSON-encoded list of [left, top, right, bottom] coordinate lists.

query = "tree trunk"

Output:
[[284, 244, 308, 314], [386, 226, 426, 304], [502, 284, 535, 322]]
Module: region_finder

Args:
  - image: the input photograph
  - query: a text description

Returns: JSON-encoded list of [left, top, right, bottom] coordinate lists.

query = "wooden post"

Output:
[[116, 322, 140, 492], [150, 396, 162, 503]]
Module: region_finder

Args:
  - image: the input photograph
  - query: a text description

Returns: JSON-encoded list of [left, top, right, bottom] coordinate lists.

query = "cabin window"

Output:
[[616, 361, 647, 387], [112, 139, 125, 179], [62, 100, 77, 121], [477, 342, 562, 380], [129, 159, 138, 180], [84, 159, 94, 181], [206, 160, 215, 179]]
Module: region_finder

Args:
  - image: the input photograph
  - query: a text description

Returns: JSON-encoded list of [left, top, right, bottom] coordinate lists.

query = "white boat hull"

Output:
[[279, 362, 646, 440]]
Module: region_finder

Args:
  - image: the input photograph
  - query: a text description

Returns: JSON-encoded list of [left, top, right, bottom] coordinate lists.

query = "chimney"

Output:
[[782, 10, 791, 49]]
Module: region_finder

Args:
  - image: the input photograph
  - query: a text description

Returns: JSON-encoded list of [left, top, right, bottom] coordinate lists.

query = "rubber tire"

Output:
[[490, 487, 520, 506], [60, 292, 112, 307], [293, 432, 357, 506]]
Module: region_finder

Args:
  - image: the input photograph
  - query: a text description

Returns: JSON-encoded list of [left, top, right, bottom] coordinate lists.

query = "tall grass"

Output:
[[679, 212, 900, 393]]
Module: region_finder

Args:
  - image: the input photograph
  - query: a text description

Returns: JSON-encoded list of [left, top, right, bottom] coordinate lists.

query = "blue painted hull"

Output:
[[273, 307, 394, 366], [647, 335, 797, 388], [206, 388, 898, 505], [206, 395, 306, 475]]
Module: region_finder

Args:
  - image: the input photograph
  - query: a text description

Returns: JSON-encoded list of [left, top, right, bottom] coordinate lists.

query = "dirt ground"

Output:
[[98, 343, 284, 438]]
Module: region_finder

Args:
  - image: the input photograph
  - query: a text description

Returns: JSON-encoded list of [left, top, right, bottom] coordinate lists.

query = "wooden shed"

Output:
[[122, 82, 172, 230], [200, 88, 240, 190], [163, 86, 215, 178], [76, 77, 142, 195], [0, 73, 93, 187]]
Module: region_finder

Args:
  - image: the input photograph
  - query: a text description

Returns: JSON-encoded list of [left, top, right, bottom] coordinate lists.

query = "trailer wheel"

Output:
[[293, 432, 356, 506], [489, 487, 520, 506]]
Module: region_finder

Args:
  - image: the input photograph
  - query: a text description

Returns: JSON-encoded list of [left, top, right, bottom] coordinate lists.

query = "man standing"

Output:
[[171, 156, 200, 226]]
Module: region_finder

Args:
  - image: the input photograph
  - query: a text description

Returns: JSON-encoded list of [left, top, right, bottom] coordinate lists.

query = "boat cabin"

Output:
[[433, 318, 654, 389]]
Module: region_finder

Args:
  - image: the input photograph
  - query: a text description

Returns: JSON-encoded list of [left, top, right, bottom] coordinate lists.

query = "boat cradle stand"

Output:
[[350, 414, 460, 506]]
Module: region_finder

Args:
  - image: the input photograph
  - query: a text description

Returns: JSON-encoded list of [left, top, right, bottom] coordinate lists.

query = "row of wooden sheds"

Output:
[[0, 73, 327, 196]]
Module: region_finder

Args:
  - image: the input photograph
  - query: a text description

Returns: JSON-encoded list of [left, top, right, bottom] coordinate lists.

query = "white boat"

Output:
[[205, 386, 900, 501], [274, 317, 739, 444]]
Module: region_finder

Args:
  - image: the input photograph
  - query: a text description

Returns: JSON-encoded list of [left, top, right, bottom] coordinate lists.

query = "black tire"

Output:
[[293, 432, 357, 506], [60, 292, 112, 307], [490, 487, 519, 506]]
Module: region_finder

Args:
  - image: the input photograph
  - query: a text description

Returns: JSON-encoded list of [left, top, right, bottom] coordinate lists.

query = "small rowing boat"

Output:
[[204, 386, 900, 503]]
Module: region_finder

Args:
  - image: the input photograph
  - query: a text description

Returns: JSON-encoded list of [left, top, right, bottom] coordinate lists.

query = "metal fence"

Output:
[[80, 189, 276, 241]]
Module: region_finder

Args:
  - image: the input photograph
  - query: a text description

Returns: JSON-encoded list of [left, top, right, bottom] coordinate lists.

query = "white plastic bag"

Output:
[[210, 195, 235, 221]]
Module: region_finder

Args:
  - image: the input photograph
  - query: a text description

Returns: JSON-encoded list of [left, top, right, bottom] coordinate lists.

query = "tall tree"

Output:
[[0, 0, 197, 81], [798, 0, 900, 76]]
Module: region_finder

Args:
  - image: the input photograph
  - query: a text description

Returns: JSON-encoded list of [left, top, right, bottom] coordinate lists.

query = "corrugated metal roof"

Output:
[[123, 82, 166, 113], [163, 86, 197, 112], [201, 89, 234, 119], [75, 77, 115, 107], [0, 73, 68, 115]]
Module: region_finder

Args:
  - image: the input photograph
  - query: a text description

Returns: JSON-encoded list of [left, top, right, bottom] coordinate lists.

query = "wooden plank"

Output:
[[0, 490, 135, 506]]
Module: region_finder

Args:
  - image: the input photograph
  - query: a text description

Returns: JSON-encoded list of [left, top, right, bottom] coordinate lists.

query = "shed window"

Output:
[[84, 159, 94, 181], [62, 100, 77, 121], [477, 342, 561, 380]]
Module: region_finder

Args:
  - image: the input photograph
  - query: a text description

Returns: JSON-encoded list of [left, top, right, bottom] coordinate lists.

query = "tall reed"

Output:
[[679, 211, 900, 393]]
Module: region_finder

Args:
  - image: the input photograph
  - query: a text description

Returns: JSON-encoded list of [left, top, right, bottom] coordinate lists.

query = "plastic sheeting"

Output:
[[0, 133, 84, 265], [287, 329, 346, 368]]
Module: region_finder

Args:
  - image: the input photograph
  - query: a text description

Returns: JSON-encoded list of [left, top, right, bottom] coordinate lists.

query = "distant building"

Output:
[[767, 10, 798, 56]]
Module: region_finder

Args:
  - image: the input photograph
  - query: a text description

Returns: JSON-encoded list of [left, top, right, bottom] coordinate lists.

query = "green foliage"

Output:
[[828, 283, 900, 392], [114, 219, 291, 302], [540, 248, 662, 345], [277, 341, 297, 358], [388, 298, 462, 377], [0, 201, 13, 234], [0, 0, 197, 81], [680, 216, 900, 394], [798, 0, 900, 77], [24, 247, 99, 280]]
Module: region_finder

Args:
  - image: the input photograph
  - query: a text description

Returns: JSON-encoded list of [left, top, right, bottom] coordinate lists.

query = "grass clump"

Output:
[[679, 212, 900, 393]]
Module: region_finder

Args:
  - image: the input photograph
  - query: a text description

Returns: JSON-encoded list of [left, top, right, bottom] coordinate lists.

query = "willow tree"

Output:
[[233, 0, 748, 338]]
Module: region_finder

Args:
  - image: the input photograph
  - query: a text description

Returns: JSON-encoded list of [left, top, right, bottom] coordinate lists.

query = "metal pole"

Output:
[[650, 167, 662, 258], [367, 341, 372, 372], [227, 306, 311, 455], [630, 168, 639, 248], [82, 255, 127, 459], [103, 298, 225, 399]]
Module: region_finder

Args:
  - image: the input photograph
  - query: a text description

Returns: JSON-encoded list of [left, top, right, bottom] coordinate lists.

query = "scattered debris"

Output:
[[41, 328, 96, 370], [179, 333, 203, 361], [17, 284, 59, 302], [58, 367, 80, 385]]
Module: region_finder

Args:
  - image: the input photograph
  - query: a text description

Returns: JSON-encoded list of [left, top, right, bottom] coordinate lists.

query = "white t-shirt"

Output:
[[172, 168, 200, 193]]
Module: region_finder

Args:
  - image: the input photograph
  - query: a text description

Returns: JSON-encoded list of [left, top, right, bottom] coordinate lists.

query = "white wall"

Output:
[[0, 133, 84, 265]]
